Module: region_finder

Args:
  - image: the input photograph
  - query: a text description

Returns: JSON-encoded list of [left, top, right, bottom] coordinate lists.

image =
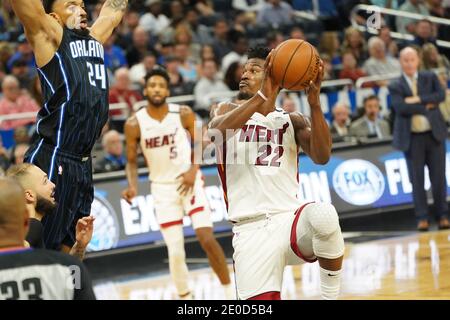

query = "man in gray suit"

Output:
[[389, 47, 449, 231], [349, 95, 391, 140]]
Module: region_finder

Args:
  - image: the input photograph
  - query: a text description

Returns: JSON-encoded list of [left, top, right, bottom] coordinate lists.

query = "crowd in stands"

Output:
[[0, 0, 449, 174]]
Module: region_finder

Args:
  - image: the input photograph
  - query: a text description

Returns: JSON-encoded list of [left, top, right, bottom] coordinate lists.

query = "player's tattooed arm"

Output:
[[90, 0, 128, 44]]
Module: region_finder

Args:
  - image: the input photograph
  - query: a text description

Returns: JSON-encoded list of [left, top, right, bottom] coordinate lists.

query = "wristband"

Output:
[[257, 90, 268, 101]]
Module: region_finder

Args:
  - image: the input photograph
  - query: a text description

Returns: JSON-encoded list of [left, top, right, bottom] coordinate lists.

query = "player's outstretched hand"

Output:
[[75, 216, 95, 249], [177, 166, 196, 196], [306, 59, 324, 108], [122, 186, 137, 205]]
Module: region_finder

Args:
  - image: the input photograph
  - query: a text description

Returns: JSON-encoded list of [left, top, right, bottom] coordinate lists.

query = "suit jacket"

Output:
[[349, 117, 391, 139], [388, 71, 447, 151]]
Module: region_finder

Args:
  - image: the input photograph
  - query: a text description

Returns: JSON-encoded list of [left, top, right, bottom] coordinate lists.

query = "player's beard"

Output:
[[237, 89, 254, 101], [148, 96, 166, 108], [35, 195, 57, 217]]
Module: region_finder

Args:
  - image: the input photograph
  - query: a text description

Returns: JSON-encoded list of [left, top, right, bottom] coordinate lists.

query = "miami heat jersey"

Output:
[[136, 104, 191, 183], [218, 107, 301, 222]]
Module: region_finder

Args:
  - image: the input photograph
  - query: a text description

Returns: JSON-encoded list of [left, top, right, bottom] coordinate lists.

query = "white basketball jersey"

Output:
[[218, 107, 301, 222], [136, 104, 191, 183]]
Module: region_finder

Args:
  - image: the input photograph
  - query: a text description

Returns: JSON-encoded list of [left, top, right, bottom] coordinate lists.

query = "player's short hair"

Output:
[[144, 66, 170, 87], [247, 46, 271, 60], [6, 163, 34, 185], [43, 0, 58, 13]]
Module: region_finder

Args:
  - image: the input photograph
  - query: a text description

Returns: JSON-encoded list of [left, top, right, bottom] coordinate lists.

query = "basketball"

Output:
[[271, 39, 321, 91]]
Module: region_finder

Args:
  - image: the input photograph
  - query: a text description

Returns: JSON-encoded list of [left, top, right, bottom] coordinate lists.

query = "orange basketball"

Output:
[[271, 39, 321, 91]]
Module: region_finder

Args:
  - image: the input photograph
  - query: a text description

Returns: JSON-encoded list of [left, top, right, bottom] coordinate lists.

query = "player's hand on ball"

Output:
[[75, 216, 95, 249], [306, 59, 324, 108], [177, 166, 196, 196], [122, 186, 137, 204], [260, 50, 280, 110]]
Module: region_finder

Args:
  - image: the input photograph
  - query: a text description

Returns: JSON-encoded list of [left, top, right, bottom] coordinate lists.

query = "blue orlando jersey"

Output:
[[34, 28, 109, 156]]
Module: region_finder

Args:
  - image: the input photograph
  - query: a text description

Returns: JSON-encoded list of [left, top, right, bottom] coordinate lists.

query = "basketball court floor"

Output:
[[92, 229, 450, 300]]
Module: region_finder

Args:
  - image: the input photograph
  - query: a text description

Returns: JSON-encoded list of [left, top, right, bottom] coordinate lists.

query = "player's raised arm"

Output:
[[11, 0, 62, 66], [290, 61, 332, 165], [90, 0, 128, 44], [122, 116, 140, 204]]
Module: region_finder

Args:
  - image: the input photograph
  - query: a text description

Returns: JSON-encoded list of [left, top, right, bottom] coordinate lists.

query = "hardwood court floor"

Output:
[[93, 230, 450, 300]]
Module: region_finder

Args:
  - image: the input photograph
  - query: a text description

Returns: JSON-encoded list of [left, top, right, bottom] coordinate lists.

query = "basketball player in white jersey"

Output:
[[209, 46, 345, 300], [122, 67, 233, 300]]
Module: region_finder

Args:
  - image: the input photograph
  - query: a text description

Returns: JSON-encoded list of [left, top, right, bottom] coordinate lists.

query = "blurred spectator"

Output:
[[200, 44, 217, 63], [10, 59, 33, 90], [11, 143, 29, 165], [292, 0, 341, 30], [339, 51, 367, 84], [129, 53, 157, 87], [330, 102, 351, 142], [341, 27, 368, 67], [221, 31, 248, 74], [175, 43, 199, 83], [191, 0, 215, 18], [363, 36, 401, 78], [321, 54, 335, 81], [420, 43, 450, 86], [211, 18, 232, 61], [0, 166, 3, 176], [396, 0, 430, 34], [0, 76, 39, 130], [289, 26, 306, 40], [379, 26, 399, 57], [174, 24, 201, 64], [170, 1, 185, 22], [115, 10, 140, 49], [411, 19, 438, 48], [389, 47, 448, 231], [256, 0, 294, 29], [194, 59, 229, 119], [94, 130, 126, 173], [13, 126, 31, 145], [126, 27, 157, 67], [29, 75, 43, 107], [0, 0, 22, 41], [157, 40, 175, 66], [104, 32, 127, 73], [109, 68, 143, 117], [186, 8, 213, 45], [0, 136, 9, 171], [0, 41, 12, 81], [224, 61, 244, 91], [280, 95, 297, 113], [319, 32, 342, 66], [139, 0, 170, 36], [266, 30, 285, 50], [6, 34, 35, 73], [349, 95, 391, 139], [427, 0, 450, 57], [232, 0, 265, 12], [165, 55, 193, 96]]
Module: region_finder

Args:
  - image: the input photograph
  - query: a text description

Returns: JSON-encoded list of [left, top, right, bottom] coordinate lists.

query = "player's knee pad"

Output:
[[305, 203, 340, 237]]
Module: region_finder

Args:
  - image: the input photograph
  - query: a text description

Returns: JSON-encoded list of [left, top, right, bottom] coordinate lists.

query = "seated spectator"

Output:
[[232, 0, 265, 12], [11, 143, 29, 165], [129, 53, 157, 87], [339, 51, 367, 85], [0, 76, 39, 130], [396, 0, 430, 34], [6, 34, 35, 73], [126, 27, 157, 67], [175, 43, 199, 83], [257, 0, 294, 29], [221, 31, 248, 74], [174, 24, 202, 65], [319, 32, 342, 66], [330, 102, 351, 142], [115, 10, 140, 50], [289, 26, 306, 41], [139, 0, 170, 36], [104, 32, 127, 73], [211, 18, 232, 62], [10, 59, 33, 90], [266, 30, 285, 50], [224, 61, 244, 91], [0, 177, 96, 300], [279, 95, 298, 113], [363, 37, 401, 78], [411, 19, 439, 49], [194, 59, 230, 120], [94, 130, 126, 173], [165, 55, 193, 96], [186, 8, 214, 45], [379, 26, 399, 58], [0, 136, 9, 171], [292, 0, 341, 30], [349, 95, 391, 140], [341, 27, 368, 67], [109, 68, 143, 117], [200, 44, 217, 63], [420, 42, 450, 86]]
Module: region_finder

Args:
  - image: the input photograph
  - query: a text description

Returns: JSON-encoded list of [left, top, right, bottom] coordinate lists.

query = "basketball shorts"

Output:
[[25, 141, 93, 250], [151, 173, 213, 230], [232, 203, 317, 300]]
